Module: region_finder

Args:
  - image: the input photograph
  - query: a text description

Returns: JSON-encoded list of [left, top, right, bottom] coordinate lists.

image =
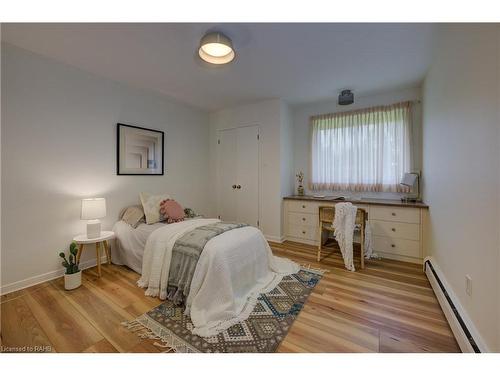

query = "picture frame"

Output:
[[116, 123, 164, 175]]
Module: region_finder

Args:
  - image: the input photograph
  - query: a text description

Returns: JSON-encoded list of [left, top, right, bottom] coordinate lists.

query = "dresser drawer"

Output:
[[370, 206, 420, 224], [286, 224, 318, 241], [288, 212, 318, 227], [287, 200, 319, 214], [371, 220, 420, 241], [373, 235, 420, 258]]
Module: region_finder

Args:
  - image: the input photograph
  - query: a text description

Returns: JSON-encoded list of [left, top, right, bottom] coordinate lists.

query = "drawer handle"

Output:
[[391, 228, 396, 232], [302, 217, 306, 221], [302, 205, 306, 208], [391, 212, 396, 216], [391, 244, 396, 248], [302, 230, 306, 234]]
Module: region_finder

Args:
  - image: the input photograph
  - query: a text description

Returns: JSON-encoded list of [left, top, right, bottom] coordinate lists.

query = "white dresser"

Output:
[[283, 196, 428, 264]]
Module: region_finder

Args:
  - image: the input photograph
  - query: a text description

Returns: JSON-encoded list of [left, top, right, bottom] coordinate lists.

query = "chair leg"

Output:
[[76, 244, 84, 265], [103, 240, 111, 265], [360, 226, 365, 269], [95, 242, 101, 277], [317, 227, 322, 262]]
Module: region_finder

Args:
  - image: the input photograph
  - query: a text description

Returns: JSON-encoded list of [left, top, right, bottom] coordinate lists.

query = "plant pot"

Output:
[[64, 270, 82, 290], [297, 185, 305, 196]]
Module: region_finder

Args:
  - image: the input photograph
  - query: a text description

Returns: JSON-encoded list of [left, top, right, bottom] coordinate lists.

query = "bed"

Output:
[[111, 220, 166, 273], [111, 215, 299, 337]]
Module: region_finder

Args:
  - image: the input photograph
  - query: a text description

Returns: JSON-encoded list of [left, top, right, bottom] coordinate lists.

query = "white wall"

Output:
[[280, 101, 294, 199], [209, 99, 292, 241], [291, 87, 422, 198], [1, 44, 211, 292], [497, 24, 500, 354], [0, 27, 2, 293], [280, 101, 294, 237], [422, 24, 499, 351]]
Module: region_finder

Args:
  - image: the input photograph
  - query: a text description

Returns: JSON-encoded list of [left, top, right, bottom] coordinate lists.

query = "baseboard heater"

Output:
[[424, 259, 480, 353]]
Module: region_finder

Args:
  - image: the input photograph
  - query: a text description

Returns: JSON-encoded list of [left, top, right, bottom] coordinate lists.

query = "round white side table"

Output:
[[73, 231, 115, 277]]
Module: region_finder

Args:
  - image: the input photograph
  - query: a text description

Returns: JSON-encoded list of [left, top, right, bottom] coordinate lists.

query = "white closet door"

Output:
[[218, 128, 238, 222], [217, 125, 260, 226], [236, 126, 259, 226]]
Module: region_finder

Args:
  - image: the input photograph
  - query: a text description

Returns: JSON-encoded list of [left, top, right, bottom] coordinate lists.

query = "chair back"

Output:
[[318, 205, 367, 226]]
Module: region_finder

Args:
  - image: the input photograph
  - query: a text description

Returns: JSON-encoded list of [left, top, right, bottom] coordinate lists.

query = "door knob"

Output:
[[232, 185, 237, 189], [236, 185, 241, 189]]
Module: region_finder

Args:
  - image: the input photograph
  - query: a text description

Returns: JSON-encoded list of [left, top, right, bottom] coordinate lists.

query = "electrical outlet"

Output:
[[465, 275, 472, 296]]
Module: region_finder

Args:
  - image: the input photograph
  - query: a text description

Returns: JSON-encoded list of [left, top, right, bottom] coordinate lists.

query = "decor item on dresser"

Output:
[[59, 242, 81, 290], [296, 171, 305, 196], [123, 267, 323, 352], [159, 199, 185, 224], [400, 172, 421, 203], [81, 198, 106, 238], [117, 123, 164, 175]]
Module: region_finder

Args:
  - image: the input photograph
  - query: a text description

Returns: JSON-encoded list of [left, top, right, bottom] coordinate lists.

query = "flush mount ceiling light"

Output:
[[198, 32, 235, 65]]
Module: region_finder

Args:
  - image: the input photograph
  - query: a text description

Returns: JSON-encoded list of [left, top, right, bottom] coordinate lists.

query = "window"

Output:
[[310, 101, 412, 192]]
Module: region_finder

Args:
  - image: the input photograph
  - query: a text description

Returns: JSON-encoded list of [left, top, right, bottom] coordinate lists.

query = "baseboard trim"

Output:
[[424, 256, 488, 353], [0, 255, 109, 295], [265, 235, 285, 243], [284, 236, 317, 246], [377, 251, 422, 265]]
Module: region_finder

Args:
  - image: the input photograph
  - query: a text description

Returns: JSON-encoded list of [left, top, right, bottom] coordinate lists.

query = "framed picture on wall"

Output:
[[117, 123, 164, 175]]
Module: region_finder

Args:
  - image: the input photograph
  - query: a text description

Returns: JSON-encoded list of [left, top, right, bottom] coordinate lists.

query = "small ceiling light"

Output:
[[198, 32, 235, 65], [338, 89, 354, 105]]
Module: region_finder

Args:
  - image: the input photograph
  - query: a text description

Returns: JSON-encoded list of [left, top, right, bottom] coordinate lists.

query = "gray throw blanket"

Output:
[[166, 222, 248, 305]]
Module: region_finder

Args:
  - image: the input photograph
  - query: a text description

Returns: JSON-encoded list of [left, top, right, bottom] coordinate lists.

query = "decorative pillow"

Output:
[[159, 199, 185, 224], [140, 192, 171, 224], [184, 207, 196, 218], [121, 205, 145, 228]]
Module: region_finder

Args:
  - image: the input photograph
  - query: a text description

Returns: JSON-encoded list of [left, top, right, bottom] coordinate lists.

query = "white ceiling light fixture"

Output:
[[198, 32, 235, 65]]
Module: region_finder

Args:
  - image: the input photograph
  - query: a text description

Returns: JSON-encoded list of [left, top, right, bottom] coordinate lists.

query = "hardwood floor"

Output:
[[0, 241, 460, 353]]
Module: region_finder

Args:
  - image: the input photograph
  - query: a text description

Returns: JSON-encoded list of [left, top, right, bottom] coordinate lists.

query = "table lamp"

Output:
[[400, 172, 420, 203], [81, 198, 106, 238]]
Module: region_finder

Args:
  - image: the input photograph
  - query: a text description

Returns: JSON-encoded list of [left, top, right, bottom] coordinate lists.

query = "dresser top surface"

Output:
[[284, 195, 428, 209]]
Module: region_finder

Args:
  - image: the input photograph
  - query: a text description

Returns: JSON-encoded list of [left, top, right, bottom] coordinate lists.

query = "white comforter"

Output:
[[137, 218, 299, 337], [112, 221, 166, 273]]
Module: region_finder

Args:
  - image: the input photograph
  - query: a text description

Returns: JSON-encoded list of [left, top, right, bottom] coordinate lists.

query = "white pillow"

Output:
[[121, 205, 145, 228], [140, 192, 171, 224]]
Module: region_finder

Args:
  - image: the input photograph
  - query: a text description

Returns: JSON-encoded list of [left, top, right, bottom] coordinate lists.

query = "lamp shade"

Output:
[[81, 198, 106, 220], [400, 173, 418, 187], [198, 32, 235, 65]]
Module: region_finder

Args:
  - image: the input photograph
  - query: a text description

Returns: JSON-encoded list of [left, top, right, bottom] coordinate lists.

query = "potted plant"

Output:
[[59, 242, 81, 290], [296, 171, 305, 196]]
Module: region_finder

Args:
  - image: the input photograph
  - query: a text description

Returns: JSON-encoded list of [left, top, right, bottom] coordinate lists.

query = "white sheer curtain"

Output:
[[310, 101, 412, 192]]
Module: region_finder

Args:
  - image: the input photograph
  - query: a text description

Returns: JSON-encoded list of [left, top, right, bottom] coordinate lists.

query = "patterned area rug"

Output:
[[123, 268, 322, 353]]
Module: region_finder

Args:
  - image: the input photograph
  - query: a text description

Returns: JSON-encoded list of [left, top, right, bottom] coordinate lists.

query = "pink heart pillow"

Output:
[[159, 199, 185, 224]]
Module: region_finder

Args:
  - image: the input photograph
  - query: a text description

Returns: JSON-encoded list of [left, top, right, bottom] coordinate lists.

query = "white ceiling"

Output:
[[1, 23, 435, 111]]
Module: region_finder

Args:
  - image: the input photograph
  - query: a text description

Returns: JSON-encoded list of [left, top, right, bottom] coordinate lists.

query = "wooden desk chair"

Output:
[[317, 206, 368, 269]]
